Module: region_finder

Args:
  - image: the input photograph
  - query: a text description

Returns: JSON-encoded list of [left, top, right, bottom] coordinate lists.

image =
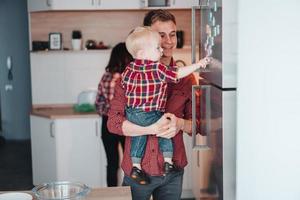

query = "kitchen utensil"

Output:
[[176, 30, 184, 48], [85, 40, 97, 49], [32, 181, 90, 200], [77, 89, 97, 105]]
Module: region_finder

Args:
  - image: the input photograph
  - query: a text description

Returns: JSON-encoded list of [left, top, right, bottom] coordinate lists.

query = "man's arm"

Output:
[[156, 114, 192, 139], [107, 79, 171, 136], [122, 114, 171, 136], [177, 57, 210, 79]]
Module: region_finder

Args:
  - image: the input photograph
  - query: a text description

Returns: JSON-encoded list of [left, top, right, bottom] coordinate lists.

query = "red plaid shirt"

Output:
[[95, 72, 121, 116], [121, 59, 178, 112]]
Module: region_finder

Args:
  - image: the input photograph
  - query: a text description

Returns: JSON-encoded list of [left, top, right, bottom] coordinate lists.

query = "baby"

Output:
[[122, 26, 210, 184]]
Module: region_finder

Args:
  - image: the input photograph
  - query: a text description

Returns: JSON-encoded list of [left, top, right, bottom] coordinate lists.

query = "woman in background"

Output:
[[95, 42, 133, 187]]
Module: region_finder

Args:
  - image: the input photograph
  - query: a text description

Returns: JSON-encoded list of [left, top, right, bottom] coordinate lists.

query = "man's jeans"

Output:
[[123, 169, 184, 200], [125, 107, 173, 163]]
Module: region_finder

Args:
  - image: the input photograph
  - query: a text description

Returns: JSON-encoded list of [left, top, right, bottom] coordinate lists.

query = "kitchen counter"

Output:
[[31, 105, 98, 119], [86, 186, 132, 200], [0, 186, 132, 200]]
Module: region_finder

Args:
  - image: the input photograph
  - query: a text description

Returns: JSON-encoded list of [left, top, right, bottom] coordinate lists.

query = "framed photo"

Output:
[[49, 32, 62, 50]]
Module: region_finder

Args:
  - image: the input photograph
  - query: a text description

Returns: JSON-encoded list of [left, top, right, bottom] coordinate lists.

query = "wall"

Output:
[[30, 9, 198, 49], [0, 0, 31, 140], [236, 1, 300, 199]]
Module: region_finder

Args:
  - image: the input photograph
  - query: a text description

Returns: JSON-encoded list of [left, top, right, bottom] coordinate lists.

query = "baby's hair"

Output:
[[125, 26, 160, 58]]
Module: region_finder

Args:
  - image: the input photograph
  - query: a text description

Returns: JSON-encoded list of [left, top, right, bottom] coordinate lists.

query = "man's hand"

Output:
[[155, 113, 184, 139], [149, 113, 172, 135]]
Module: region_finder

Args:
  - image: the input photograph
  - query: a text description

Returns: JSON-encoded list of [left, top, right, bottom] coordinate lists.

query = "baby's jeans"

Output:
[[125, 107, 173, 164]]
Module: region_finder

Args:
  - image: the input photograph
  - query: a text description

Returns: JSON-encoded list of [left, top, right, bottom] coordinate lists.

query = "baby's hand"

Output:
[[197, 57, 211, 68]]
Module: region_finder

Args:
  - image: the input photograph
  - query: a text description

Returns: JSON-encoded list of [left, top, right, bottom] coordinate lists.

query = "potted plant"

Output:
[[71, 30, 82, 50]]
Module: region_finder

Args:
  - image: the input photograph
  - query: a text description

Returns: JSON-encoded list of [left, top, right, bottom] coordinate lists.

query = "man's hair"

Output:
[[125, 26, 160, 58], [143, 9, 176, 26]]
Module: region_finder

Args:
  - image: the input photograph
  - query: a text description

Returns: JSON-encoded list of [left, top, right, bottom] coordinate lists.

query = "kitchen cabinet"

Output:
[[191, 135, 216, 199], [181, 133, 194, 198], [30, 50, 110, 105], [31, 115, 106, 187], [141, 0, 198, 9], [27, 0, 142, 12], [96, 0, 142, 9], [169, 0, 198, 8]]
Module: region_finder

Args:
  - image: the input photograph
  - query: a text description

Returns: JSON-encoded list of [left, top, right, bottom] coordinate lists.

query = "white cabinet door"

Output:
[[50, 0, 95, 10], [28, 0, 141, 11], [31, 115, 106, 187], [28, 0, 95, 11], [55, 117, 106, 187], [98, 0, 141, 9], [170, 0, 198, 8], [141, 0, 197, 9], [191, 135, 214, 200], [28, 0, 51, 12], [181, 133, 194, 198], [31, 116, 57, 185]]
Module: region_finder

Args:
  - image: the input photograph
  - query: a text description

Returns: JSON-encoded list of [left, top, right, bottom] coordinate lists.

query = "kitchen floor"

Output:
[[0, 139, 33, 191]]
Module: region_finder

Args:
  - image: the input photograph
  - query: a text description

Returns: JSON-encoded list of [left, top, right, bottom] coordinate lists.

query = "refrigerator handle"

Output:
[[192, 85, 211, 150], [192, 5, 208, 64]]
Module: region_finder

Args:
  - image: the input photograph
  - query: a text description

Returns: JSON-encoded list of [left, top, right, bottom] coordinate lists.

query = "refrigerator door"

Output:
[[192, 82, 236, 200], [192, 0, 237, 89]]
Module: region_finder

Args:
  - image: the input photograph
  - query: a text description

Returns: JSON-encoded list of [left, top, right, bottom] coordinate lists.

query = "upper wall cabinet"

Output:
[[169, 0, 198, 8], [27, 0, 197, 12], [141, 0, 198, 9], [27, 0, 142, 12]]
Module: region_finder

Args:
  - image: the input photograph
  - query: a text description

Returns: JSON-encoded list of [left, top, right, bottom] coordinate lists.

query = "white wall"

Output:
[[236, 1, 300, 199]]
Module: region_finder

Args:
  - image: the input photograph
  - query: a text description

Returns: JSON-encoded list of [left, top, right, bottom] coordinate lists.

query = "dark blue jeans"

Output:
[[123, 169, 184, 200], [125, 107, 173, 164]]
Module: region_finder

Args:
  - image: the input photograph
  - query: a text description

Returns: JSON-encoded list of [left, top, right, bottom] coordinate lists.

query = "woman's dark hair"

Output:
[[105, 42, 133, 73], [143, 9, 176, 26]]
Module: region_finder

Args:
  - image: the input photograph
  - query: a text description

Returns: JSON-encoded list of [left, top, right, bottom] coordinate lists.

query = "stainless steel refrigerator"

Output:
[[191, 0, 237, 199]]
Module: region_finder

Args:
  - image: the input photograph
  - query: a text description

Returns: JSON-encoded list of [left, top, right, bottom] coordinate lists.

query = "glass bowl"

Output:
[[32, 181, 91, 200]]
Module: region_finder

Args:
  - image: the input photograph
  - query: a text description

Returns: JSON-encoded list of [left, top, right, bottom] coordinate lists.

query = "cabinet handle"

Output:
[[197, 151, 200, 167], [91, 0, 95, 6], [141, 0, 147, 7], [46, 0, 52, 7], [199, 0, 209, 6], [50, 121, 55, 138], [95, 120, 99, 137]]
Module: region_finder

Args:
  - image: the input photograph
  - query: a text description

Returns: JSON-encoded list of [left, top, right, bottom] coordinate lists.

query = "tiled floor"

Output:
[[0, 139, 34, 191]]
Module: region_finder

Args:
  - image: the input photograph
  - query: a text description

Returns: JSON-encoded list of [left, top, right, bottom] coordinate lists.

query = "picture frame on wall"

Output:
[[49, 32, 62, 50]]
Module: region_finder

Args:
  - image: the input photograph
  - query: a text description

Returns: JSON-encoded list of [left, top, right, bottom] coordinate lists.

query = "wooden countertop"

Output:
[[86, 186, 132, 200], [31, 105, 99, 119], [0, 186, 132, 200]]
